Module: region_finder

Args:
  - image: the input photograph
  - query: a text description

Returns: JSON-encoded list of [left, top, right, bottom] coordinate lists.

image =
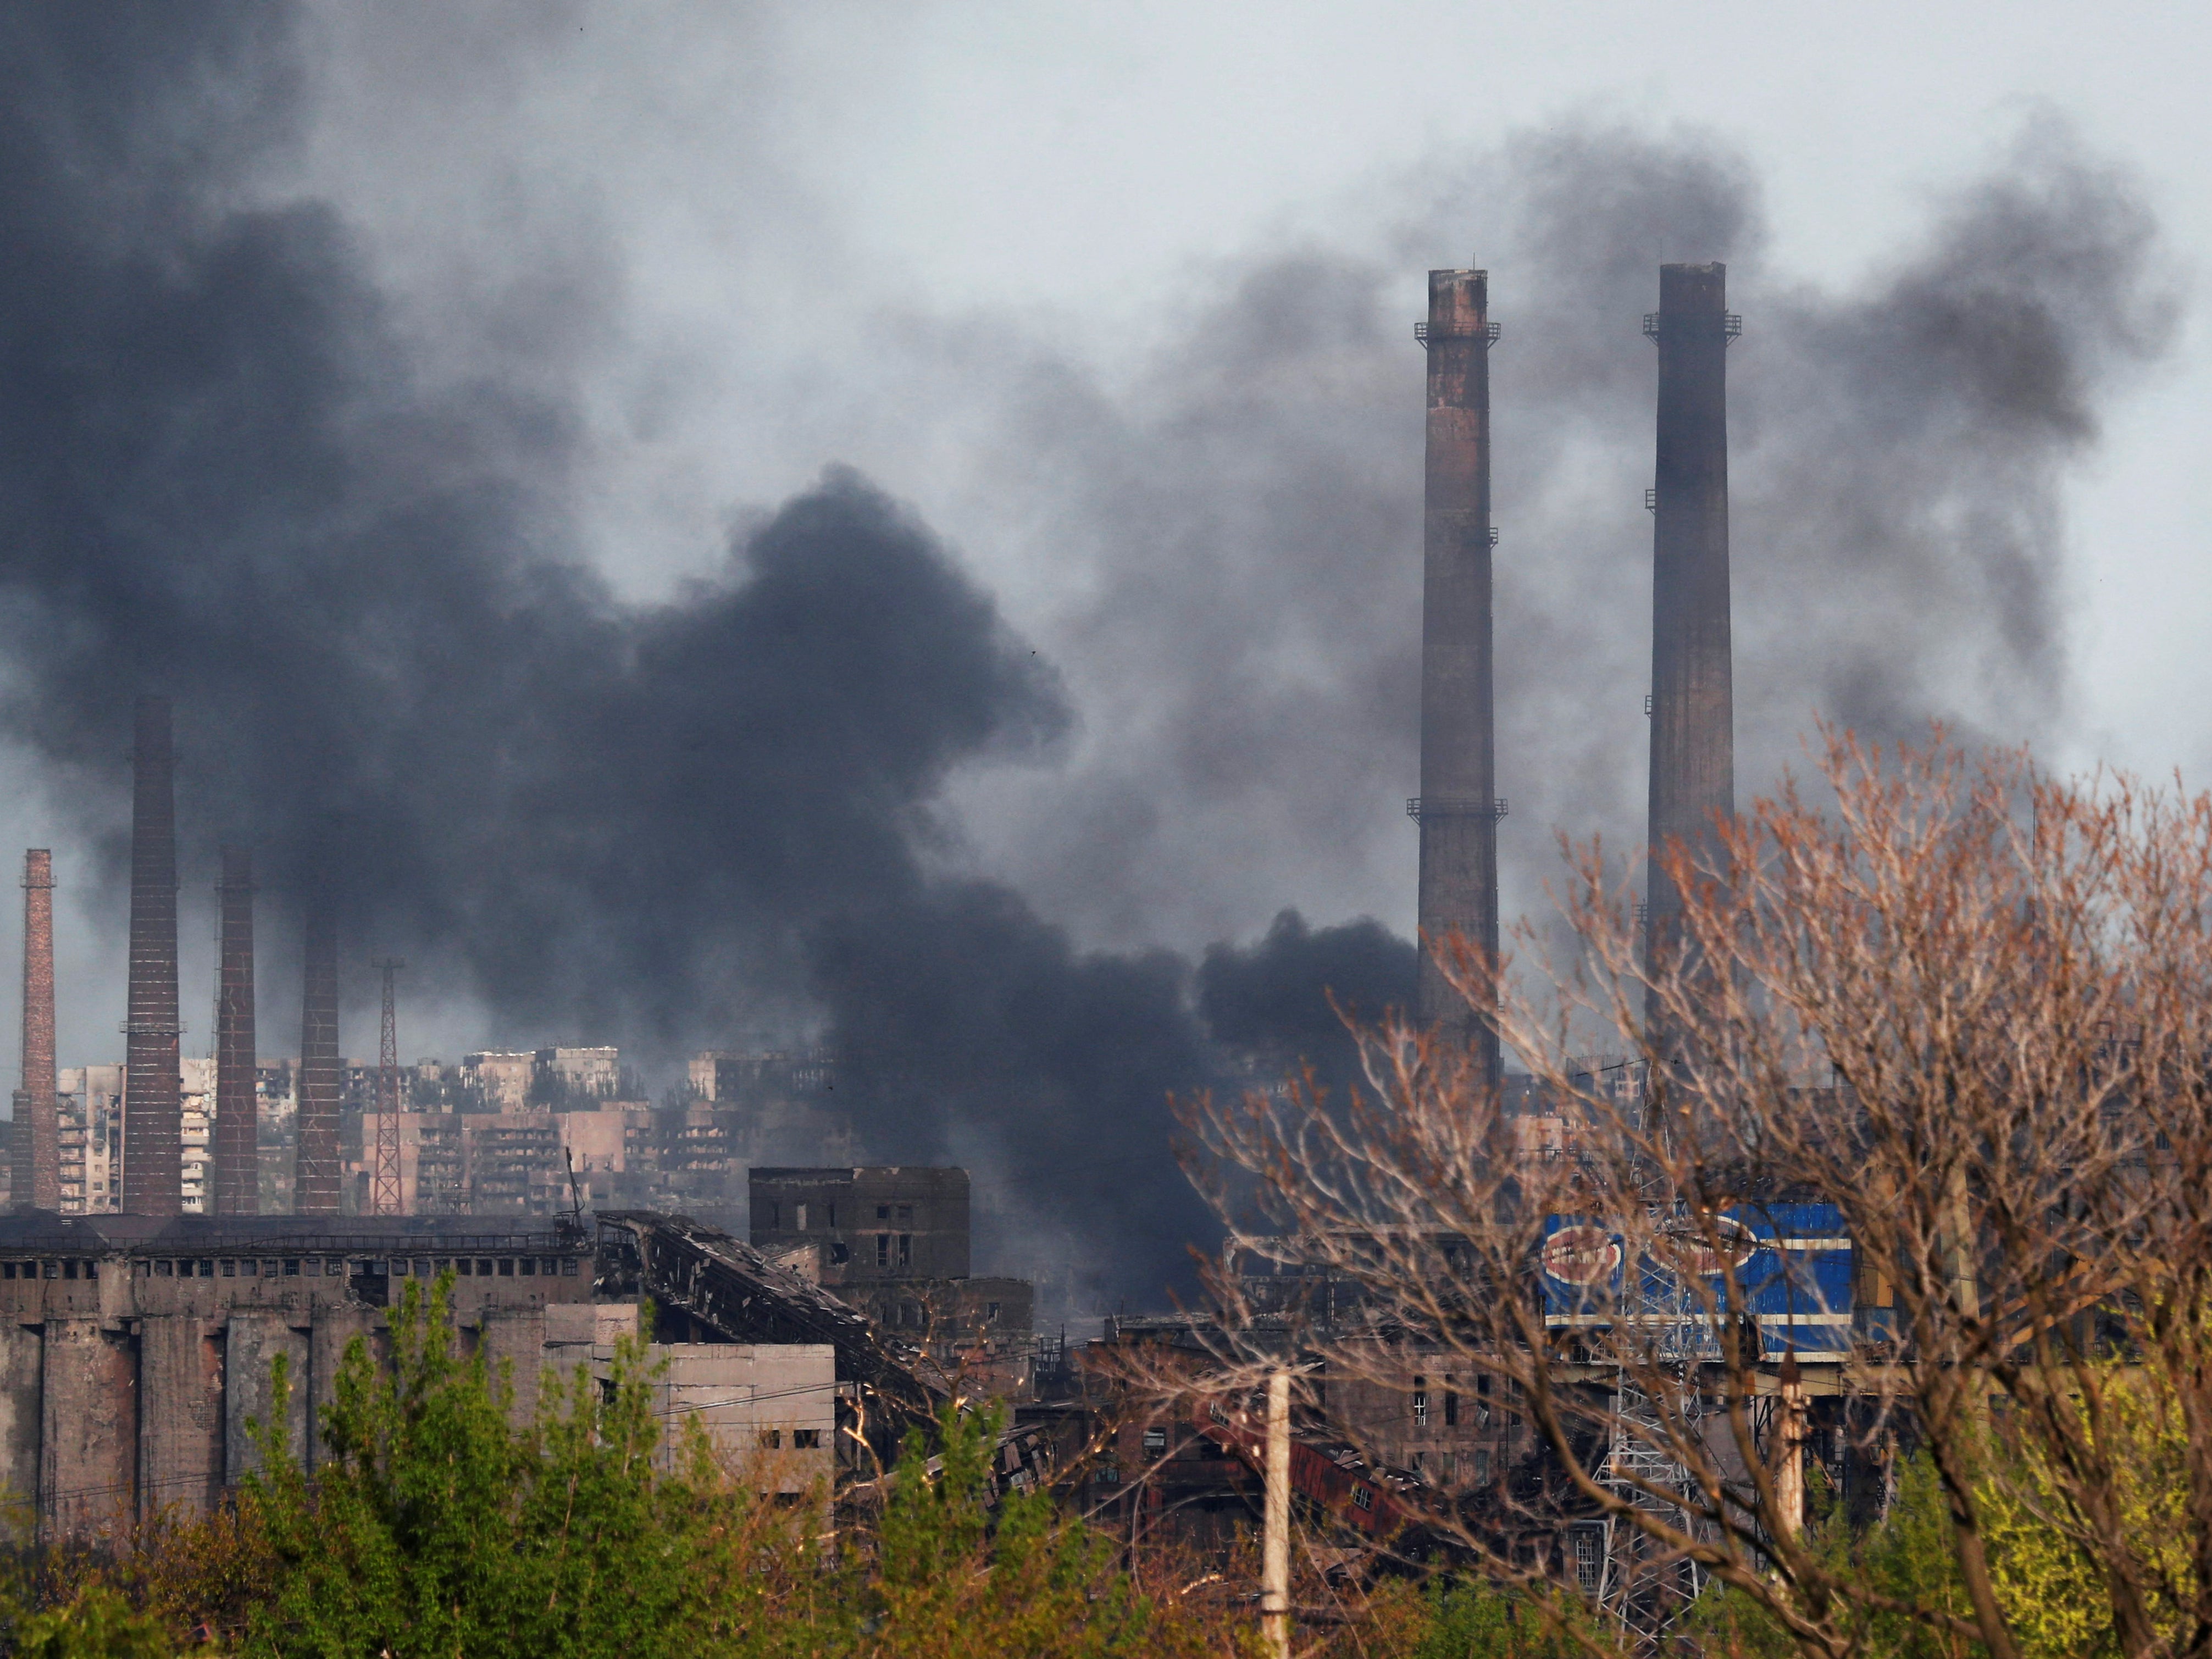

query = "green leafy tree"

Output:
[[1355, 1576, 1595, 1659], [1687, 1456, 1981, 1659], [5, 1585, 172, 1659], [1688, 1426, 2200, 1659], [212, 1274, 1237, 1658], [1978, 1368, 2196, 1659], [237, 1275, 819, 1659], [862, 1404, 1228, 1658]]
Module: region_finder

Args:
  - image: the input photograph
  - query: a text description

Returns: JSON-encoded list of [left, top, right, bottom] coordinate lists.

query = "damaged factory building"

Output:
[[0, 1205, 989, 1537], [747, 1166, 1033, 1358]]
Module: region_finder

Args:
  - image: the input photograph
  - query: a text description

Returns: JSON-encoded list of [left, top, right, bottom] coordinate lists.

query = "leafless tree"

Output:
[[1175, 730, 2212, 1658]]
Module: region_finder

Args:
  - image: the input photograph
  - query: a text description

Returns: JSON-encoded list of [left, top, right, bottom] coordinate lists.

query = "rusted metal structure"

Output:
[[292, 905, 341, 1214], [213, 847, 257, 1216], [1642, 264, 1738, 1027], [596, 1209, 944, 1468], [371, 959, 404, 1216], [12, 850, 58, 1213], [1413, 267, 1504, 1086], [121, 697, 183, 1216]]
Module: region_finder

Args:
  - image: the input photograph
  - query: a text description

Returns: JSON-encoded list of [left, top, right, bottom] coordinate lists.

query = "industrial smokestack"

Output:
[[121, 696, 183, 1215], [11, 851, 58, 1212], [213, 846, 257, 1215], [1643, 263, 1737, 1020], [293, 903, 340, 1214], [1414, 266, 1502, 1086]]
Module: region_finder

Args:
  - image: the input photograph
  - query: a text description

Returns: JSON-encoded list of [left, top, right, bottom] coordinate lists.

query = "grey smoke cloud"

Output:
[[934, 118, 2175, 957], [0, 7, 2177, 1300]]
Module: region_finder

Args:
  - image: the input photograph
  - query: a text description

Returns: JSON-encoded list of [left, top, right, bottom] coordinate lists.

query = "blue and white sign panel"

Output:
[[1538, 1204, 1854, 1357]]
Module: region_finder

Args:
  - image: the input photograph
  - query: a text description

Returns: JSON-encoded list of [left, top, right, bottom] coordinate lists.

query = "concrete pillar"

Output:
[[138, 1316, 224, 1520], [0, 1323, 41, 1531], [41, 1318, 135, 1538], [479, 1307, 549, 1426], [224, 1313, 309, 1485], [306, 1308, 376, 1470]]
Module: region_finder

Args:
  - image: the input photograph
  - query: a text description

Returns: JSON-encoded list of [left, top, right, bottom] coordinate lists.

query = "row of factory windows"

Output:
[[0, 1256, 588, 1282], [1, 1260, 97, 1280], [136, 1256, 585, 1280], [767, 1202, 918, 1230], [812, 1235, 915, 1270], [879, 1297, 1004, 1328]]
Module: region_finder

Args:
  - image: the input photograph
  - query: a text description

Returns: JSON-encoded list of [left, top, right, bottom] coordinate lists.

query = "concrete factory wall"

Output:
[[0, 1214, 607, 1537], [630, 1342, 835, 1495]]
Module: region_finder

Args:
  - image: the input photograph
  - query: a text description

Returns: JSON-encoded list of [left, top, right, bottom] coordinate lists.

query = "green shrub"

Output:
[[236, 1276, 819, 1659]]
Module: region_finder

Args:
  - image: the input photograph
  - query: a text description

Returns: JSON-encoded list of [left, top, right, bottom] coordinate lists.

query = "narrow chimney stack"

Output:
[[121, 696, 183, 1215], [1415, 265, 1502, 1086], [213, 846, 257, 1216], [292, 902, 340, 1214], [12, 851, 58, 1212], [1643, 263, 1736, 1017]]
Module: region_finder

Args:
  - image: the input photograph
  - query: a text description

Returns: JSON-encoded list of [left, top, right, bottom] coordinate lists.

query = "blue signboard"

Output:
[[1539, 1205, 1854, 1356]]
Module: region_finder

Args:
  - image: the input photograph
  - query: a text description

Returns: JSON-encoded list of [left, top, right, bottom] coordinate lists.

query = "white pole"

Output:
[[1262, 1371, 1291, 1659]]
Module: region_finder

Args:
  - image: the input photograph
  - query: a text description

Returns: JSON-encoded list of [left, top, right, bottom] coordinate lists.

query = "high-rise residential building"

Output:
[[55, 1066, 123, 1216]]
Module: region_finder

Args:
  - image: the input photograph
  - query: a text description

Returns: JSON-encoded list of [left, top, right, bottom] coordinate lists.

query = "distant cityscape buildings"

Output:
[[25, 1046, 849, 1228]]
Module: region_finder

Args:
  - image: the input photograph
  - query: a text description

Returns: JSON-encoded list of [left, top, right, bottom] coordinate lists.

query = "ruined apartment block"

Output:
[[338, 1046, 857, 1222]]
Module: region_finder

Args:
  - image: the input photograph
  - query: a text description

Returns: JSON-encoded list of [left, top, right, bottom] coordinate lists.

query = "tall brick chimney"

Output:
[[292, 903, 340, 1214], [1414, 266, 1503, 1086], [12, 850, 58, 1212], [121, 696, 182, 1215], [1643, 263, 1736, 1023], [213, 846, 257, 1215]]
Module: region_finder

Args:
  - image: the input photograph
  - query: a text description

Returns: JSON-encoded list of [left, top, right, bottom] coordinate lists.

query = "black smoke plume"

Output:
[[0, 8, 1068, 1027], [1199, 912, 1416, 1099]]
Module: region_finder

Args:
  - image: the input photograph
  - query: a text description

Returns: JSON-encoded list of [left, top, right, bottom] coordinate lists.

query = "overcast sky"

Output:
[[284, 0, 2208, 760], [7, 0, 2209, 1074]]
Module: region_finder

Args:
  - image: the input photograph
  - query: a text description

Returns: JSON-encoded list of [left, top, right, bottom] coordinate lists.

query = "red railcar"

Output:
[[1187, 1397, 1421, 1541]]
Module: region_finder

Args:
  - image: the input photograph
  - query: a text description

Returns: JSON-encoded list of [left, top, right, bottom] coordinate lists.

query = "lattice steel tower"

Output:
[[372, 958, 405, 1216]]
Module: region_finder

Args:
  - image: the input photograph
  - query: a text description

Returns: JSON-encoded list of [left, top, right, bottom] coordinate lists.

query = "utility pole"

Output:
[[1775, 1350, 1808, 1538], [372, 959, 405, 1216], [1261, 1371, 1291, 1659]]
